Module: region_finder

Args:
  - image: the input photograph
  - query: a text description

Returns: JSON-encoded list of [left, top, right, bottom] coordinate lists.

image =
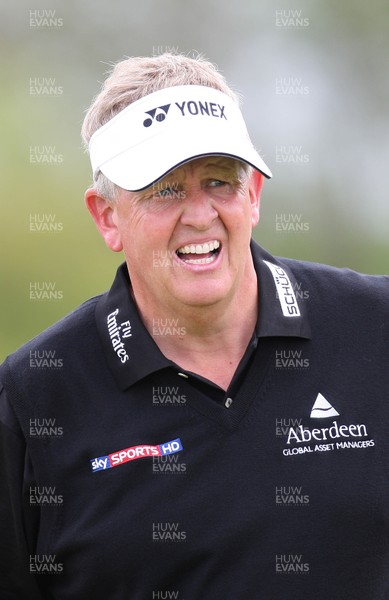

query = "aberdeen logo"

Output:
[[143, 104, 171, 127], [91, 438, 183, 472], [310, 393, 339, 418], [282, 393, 375, 457]]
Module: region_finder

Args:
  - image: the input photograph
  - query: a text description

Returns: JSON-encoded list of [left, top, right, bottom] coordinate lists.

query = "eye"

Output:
[[157, 187, 175, 197], [205, 179, 237, 197], [208, 179, 227, 187]]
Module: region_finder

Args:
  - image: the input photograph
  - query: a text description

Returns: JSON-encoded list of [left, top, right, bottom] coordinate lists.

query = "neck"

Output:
[[131, 267, 259, 390]]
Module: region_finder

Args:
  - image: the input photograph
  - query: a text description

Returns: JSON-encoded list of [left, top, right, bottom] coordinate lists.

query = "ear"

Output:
[[248, 170, 264, 227], [84, 188, 123, 252]]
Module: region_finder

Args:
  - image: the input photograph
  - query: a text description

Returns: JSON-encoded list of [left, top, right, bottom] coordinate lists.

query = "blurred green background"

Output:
[[1, 0, 388, 360]]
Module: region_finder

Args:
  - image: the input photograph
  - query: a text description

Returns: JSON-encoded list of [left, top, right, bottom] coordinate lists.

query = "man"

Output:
[[0, 53, 388, 599]]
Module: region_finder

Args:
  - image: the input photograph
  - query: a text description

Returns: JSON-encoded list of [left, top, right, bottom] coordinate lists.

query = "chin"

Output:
[[175, 284, 230, 308]]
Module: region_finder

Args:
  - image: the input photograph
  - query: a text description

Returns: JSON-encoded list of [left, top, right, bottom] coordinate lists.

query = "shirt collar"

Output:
[[95, 241, 311, 390], [251, 240, 311, 339]]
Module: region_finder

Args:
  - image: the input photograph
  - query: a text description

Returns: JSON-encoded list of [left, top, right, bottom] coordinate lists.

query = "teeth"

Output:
[[184, 256, 215, 265], [177, 240, 220, 255]]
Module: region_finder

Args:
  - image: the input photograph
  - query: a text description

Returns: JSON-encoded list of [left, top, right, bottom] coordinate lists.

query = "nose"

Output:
[[179, 188, 219, 230]]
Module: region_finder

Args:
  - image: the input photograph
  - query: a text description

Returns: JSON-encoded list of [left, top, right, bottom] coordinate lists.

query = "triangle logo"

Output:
[[310, 393, 340, 419]]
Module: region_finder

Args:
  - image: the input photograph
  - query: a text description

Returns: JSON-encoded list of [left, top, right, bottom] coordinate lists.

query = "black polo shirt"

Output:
[[0, 241, 388, 600]]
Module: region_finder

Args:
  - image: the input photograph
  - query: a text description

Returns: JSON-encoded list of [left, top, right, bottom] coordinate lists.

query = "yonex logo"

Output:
[[142, 99, 228, 128], [175, 100, 227, 119], [143, 104, 171, 127], [91, 438, 183, 472], [310, 393, 339, 418]]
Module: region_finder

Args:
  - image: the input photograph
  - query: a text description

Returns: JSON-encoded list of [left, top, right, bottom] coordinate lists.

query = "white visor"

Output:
[[89, 84, 272, 191]]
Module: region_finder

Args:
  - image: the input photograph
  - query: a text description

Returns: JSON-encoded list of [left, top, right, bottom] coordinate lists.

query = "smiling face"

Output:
[[87, 156, 263, 318]]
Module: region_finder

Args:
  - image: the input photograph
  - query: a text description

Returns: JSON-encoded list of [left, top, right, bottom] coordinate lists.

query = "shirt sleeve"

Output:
[[0, 384, 44, 599]]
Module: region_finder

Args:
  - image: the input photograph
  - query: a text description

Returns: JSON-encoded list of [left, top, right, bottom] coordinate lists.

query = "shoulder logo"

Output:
[[106, 308, 132, 364], [263, 260, 300, 317], [310, 393, 340, 418]]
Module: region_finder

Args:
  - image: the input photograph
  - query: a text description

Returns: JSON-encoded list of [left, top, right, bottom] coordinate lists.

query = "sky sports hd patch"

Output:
[[90, 438, 183, 472]]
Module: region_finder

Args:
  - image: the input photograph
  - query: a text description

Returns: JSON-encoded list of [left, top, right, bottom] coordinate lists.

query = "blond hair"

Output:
[[81, 53, 240, 201]]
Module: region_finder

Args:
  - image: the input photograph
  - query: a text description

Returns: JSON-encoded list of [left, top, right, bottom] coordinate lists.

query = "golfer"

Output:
[[1, 53, 388, 599]]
